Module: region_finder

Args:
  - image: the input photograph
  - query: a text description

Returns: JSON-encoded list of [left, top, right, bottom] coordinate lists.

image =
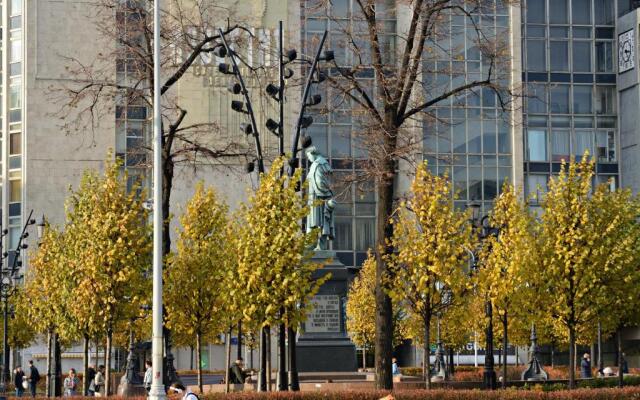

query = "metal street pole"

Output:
[[2, 297, 8, 385], [483, 296, 496, 390], [149, 0, 165, 399]]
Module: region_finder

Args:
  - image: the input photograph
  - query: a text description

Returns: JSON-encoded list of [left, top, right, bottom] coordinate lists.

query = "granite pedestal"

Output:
[[296, 250, 357, 372]]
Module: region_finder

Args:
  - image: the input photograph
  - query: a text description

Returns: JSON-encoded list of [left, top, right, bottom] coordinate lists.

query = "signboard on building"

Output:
[[305, 295, 341, 333], [619, 28, 635, 73]]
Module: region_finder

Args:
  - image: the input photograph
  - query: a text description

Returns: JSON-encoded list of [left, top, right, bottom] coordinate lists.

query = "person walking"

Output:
[[86, 365, 96, 396], [143, 360, 152, 393], [14, 366, 26, 397], [581, 353, 592, 378], [63, 368, 79, 397], [27, 360, 40, 397], [392, 357, 400, 376], [93, 365, 105, 397]]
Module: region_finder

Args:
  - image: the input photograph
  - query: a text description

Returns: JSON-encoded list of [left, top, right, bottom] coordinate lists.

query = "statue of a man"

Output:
[[305, 146, 335, 251]]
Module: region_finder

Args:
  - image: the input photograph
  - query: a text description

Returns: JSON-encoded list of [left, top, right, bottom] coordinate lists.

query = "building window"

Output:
[[552, 130, 570, 161], [574, 130, 594, 159], [595, 86, 616, 114], [572, 0, 592, 25], [528, 129, 548, 161], [596, 130, 616, 162], [572, 41, 592, 72], [550, 41, 569, 71], [527, 174, 548, 202], [573, 85, 593, 114], [550, 0, 569, 24], [526, 40, 546, 71], [595, 41, 613, 72], [594, 0, 614, 25], [527, 0, 546, 23], [550, 85, 570, 113], [527, 84, 547, 113]]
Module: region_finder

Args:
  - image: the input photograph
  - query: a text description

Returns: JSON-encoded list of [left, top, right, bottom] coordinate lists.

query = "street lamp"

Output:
[[118, 304, 151, 396], [468, 201, 499, 390]]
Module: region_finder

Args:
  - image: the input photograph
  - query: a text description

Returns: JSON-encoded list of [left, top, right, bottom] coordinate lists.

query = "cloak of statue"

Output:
[[305, 146, 335, 250]]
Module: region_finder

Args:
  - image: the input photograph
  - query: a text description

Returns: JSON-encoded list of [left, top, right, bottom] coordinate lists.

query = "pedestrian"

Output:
[[14, 366, 25, 397], [86, 365, 96, 396], [229, 358, 246, 384], [93, 365, 105, 397], [27, 360, 40, 397], [64, 368, 79, 397], [622, 353, 629, 374], [170, 383, 199, 400], [143, 360, 152, 393], [392, 357, 400, 376], [581, 353, 592, 378]]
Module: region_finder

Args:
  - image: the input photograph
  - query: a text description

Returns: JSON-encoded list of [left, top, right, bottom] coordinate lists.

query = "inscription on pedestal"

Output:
[[306, 295, 341, 333]]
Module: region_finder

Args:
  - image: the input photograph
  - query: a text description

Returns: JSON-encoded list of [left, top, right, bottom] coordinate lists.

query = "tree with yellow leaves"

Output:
[[165, 183, 235, 393], [477, 183, 538, 386], [346, 253, 407, 369], [4, 287, 37, 352], [25, 223, 74, 396], [538, 154, 640, 388], [232, 157, 327, 382], [387, 162, 475, 389], [64, 158, 151, 395]]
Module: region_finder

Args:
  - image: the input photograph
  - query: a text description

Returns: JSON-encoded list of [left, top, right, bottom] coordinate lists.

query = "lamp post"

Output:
[[118, 304, 151, 396], [468, 201, 498, 390], [1, 210, 35, 386], [149, 0, 165, 399]]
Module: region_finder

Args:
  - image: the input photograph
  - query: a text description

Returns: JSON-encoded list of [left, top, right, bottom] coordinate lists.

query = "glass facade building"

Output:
[[522, 0, 621, 206], [301, 0, 516, 267]]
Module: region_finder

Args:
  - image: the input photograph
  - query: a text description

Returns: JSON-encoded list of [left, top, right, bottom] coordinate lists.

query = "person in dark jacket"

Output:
[[580, 353, 592, 378], [86, 365, 97, 396], [622, 353, 629, 374], [229, 359, 246, 384], [14, 366, 26, 397], [28, 360, 40, 397]]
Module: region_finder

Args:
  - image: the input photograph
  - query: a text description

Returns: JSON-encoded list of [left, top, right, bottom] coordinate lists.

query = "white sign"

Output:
[[619, 29, 635, 73], [306, 295, 341, 333]]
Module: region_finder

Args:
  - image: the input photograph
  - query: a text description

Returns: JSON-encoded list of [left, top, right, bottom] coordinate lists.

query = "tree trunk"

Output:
[[238, 321, 243, 361], [551, 343, 555, 368], [54, 333, 62, 397], [277, 322, 287, 391], [423, 314, 431, 390], [258, 327, 267, 392], [83, 334, 90, 396], [225, 327, 232, 393], [597, 322, 603, 373], [502, 311, 508, 389], [568, 326, 576, 389], [105, 330, 113, 396], [94, 339, 99, 369], [617, 329, 623, 388], [196, 332, 203, 393], [266, 326, 272, 391], [362, 347, 366, 370], [374, 135, 396, 390], [448, 347, 454, 376], [190, 345, 194, 371], [46, 329, 52, 397]]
